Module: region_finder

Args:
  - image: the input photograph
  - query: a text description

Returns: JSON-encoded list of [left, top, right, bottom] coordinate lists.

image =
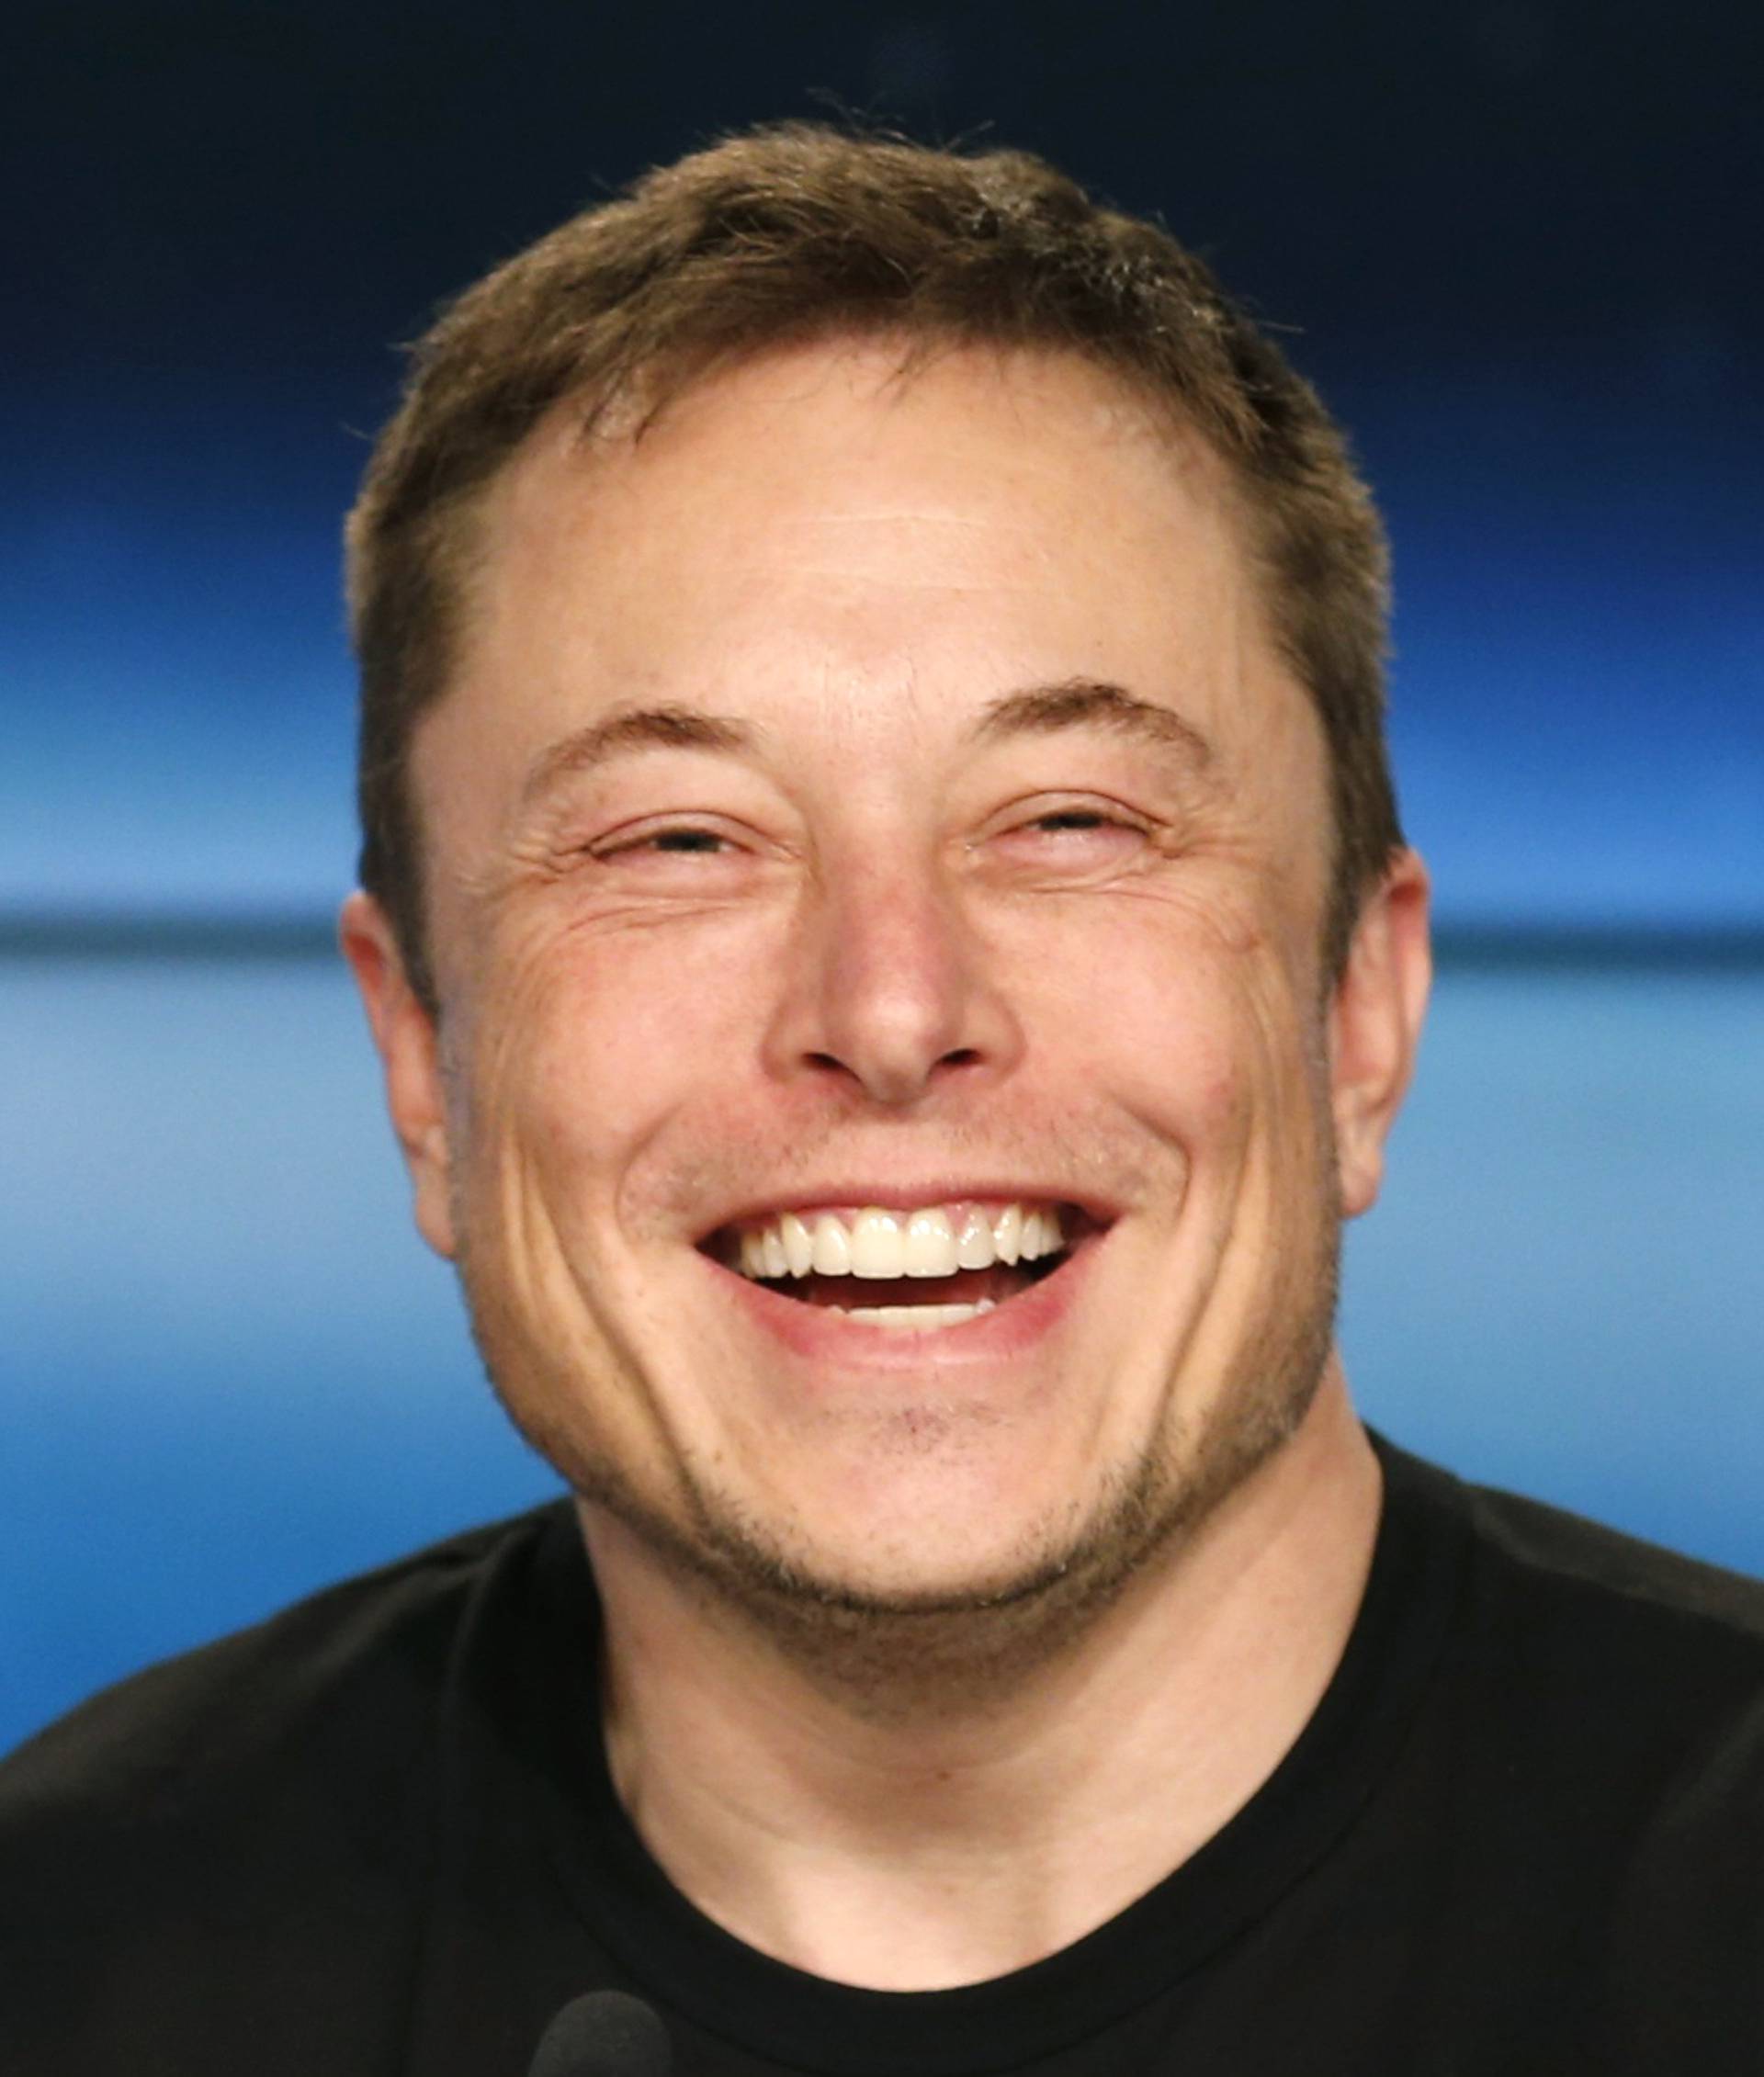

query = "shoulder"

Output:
[[0, 1501, 581, 2071], [1453, 1463, 1764, 1676], [1461, 1466, 1764, 1812], [1391, 1442, 1764, 1894], [1381, 1436, 1764, 1664], [1383, 1438, 1764, 1823], [0, 1499, 575, 1900], [1451, 1471, 1764, 2045]]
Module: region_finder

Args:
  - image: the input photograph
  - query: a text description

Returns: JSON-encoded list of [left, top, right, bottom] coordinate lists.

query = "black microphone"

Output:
[[526, 1989, 673, 2077]]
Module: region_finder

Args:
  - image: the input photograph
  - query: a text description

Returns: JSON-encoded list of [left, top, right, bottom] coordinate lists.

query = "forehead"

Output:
[[425, 338, 1325, 826], [480, 339, 1239, 651]]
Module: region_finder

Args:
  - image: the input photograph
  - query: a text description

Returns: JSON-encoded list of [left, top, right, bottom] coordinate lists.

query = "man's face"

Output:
[[348, 341, 1424, 1629]]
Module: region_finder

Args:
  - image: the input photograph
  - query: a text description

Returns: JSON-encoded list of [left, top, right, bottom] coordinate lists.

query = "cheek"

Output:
[[1024, 905, 1269, 1146], [461, 918, 772, 1202]]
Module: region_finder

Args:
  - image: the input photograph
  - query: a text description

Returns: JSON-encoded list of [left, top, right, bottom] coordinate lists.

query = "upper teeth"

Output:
[[735, 1202, 1066, 1281]]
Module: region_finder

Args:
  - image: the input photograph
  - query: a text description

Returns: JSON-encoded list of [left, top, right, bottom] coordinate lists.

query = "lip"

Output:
[[698, 1218, 1107, 1373]]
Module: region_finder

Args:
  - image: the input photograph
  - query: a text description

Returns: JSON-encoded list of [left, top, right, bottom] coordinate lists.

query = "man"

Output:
[[3, 124, 1760, 2074]]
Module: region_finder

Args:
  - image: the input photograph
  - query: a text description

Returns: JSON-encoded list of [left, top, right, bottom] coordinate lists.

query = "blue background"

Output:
[[4, 0, 1760, 1753]]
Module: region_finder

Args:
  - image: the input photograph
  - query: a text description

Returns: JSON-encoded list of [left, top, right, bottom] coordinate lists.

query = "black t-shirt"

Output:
[[4, 1437, 1762, 2075]]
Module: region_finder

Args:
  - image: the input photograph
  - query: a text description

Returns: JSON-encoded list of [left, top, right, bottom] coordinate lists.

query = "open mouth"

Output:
[[700, 1200, 1100, 1334]]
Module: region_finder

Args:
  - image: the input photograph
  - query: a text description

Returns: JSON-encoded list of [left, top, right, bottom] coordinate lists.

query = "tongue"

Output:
[[785, 1265, 1036, 1309]]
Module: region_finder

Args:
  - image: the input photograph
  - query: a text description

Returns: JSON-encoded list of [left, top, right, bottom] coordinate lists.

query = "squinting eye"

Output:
[[1015, 807, 1148, 842], [1032, 810, 1117, 833], [645, 829, 727, 852], [593, 824, 733, 862], [983, 801, 1154, 875]]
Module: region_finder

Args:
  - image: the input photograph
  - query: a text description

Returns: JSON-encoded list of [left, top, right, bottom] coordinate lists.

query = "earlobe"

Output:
[[1328, 850, 1432, 1220], [338, 891, 458, 1259]]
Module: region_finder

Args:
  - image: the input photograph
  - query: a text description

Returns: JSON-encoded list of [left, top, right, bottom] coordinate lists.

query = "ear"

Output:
[[338, 890, 458, 1259], [1328, 849, 1431, 1220]]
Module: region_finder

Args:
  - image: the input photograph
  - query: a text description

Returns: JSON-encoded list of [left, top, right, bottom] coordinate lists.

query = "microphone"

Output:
[[526, 1989, 673, 2077]]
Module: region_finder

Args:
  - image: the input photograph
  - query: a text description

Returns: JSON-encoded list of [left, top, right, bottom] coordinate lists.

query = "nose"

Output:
[[762, 856, 1024, 1108]]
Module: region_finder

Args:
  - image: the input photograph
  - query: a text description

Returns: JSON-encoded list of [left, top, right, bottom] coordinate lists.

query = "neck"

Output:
[[579, 1370, 1381, 1991]]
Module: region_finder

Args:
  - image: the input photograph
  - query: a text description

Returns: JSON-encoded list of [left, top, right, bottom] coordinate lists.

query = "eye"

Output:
[[582, 819, 755, 880], [978, 796, 1157, 879], [1027, 808, 1125, 835], [1009, 801, 1150, 846], [633, 827, 729, 854]]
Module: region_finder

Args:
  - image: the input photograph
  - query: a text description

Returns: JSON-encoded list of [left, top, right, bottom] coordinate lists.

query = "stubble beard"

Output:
[[457, 1153, 1343, 1721]]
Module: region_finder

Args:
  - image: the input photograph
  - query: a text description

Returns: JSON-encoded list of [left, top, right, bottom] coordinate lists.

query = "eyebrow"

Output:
[[971, 678, 1214, 768], [519, 677, 1212, 805], [520, 704, 763, 805]]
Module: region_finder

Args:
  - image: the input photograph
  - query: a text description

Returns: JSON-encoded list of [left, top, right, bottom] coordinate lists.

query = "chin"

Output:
[[560, 1375, 1296, 1718], [463, 1155, 1343, 1704]]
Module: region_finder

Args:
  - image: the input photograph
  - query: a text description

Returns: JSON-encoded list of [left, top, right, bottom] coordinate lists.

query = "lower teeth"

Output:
[[834, 1299, 998, 1332]]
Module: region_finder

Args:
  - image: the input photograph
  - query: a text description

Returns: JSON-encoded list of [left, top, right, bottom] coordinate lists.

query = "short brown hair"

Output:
[[347, 123, 1401, 1010]]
